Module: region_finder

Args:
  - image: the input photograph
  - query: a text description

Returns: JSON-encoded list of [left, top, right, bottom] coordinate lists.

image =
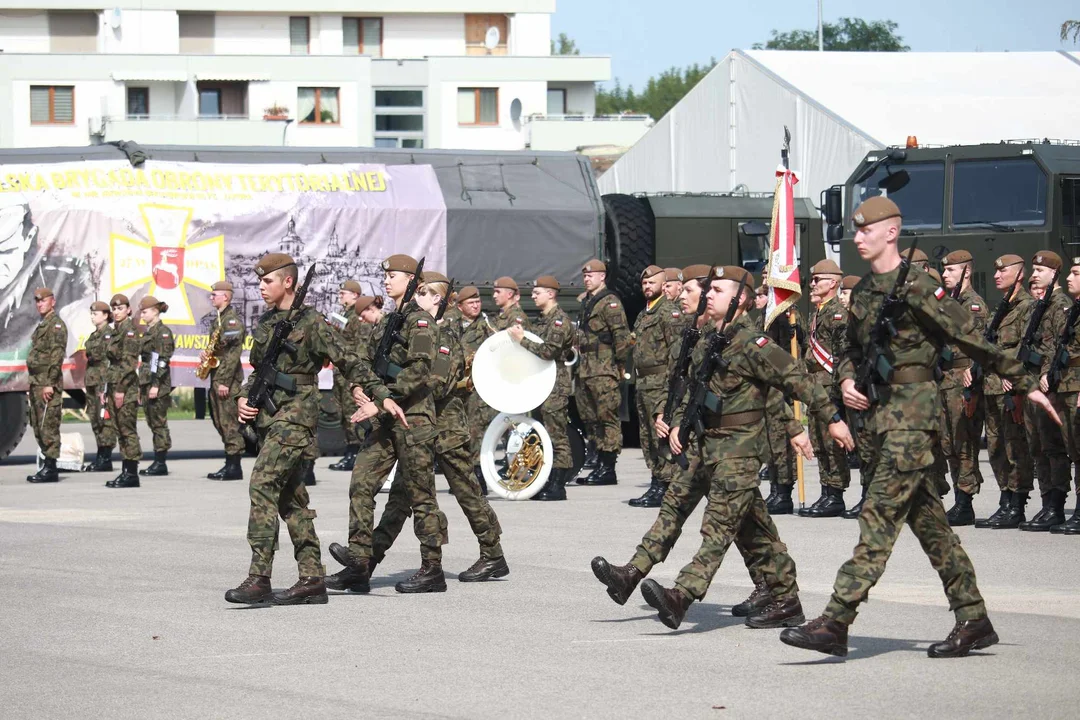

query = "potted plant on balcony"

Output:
[[263, 103, 289, 121]]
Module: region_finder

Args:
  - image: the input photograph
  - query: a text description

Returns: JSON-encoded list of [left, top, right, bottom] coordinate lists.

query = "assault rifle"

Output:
[[435, 277, 455, 322], [661, 281, 709, 428], [373, 256, 425, 382], [1047, 296, 1080, 393]]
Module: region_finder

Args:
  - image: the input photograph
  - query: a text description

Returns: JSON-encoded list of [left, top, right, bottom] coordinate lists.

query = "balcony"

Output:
[[524, 114, 653, 152], [100, 115, 291, 146]]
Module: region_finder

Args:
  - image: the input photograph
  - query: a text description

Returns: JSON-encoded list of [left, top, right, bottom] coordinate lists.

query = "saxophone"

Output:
[[196, 323, 223, 380]]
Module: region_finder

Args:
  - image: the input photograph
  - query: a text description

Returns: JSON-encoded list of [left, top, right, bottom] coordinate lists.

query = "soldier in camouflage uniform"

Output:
[[457, 285, 494, 487], [1051, 257, 1080, 535], [329, 280, 365, 472], [575, 259, 631, 486], [510, 274, 576, 501], [82, 300, 116, 473], [639, 266, 854, 631], [137, 296, 175, 477], [757, 302, 806, 515], [662, 267, 683, 302], [105, 294, 143, 488], [205, 281, 247, 481], [25, 287, 68, 483], [226, 252, 402, 606], [780, 197, 1061, 659]]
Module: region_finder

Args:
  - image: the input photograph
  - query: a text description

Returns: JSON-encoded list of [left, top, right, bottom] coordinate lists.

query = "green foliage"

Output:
[[1063, 21, 1080, 44], [596, 59, 717, 121], [551, 33, 580, 56], [753, 17, 910, 51]]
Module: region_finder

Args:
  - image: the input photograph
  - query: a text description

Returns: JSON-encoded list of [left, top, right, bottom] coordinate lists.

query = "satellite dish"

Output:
[[510, 98, 522, 130], [109, 8, 122, 29], [484, 26, 501, 51]]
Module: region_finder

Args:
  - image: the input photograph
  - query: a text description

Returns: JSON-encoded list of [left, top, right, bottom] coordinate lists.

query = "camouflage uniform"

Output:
[[138, 320, 175, 453], [1054, 298, 1080, 496], [461, 312, 494, 457], [759, 308, 805, 487], [825, 268, 1035, 625], [632, 295, 684, 480], [806, 296, 850, 489], [106, 317, 142, 462], [209, 305, 247, 456], [331, 306, 363, 448], [521, 304, 577, 469], [576, 287, 631, 453], [983, 286, 1034, 494], [83, 324, 116, 452], [26, 310, 67, 459], [1032, 287, 1073, 497], [939, 288, 987, 495]]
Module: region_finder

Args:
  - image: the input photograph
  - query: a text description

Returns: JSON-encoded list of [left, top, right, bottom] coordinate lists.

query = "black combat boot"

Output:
[[642, 482, 668, 508], [224, 575, 272, 604], [301, 459, 316, 486], [583, 451, 618, 486], [324, 566, 371, 593], [533, 468, 568, 501], [763, 479, 779, 508], [459, 556, 510, 582], [768, 484, 794, 515], [582, 441, 598, 470], [395, 561, 447, 593], [1020, 489, 1066, 532], [745, 596, 805, 629], [988, 491, 1028, 529], [208, 454, 243, 480], [927, 616, 999, 658], [731, 580, 770, 617], [140, 450, 169, 476], [328, 445, 358, 471], [780, 616, 849, 657], [946, 489, 976, 527], [796, 487, 829, 516], [628, 476, 660, 507], [109, 460, 140, 488], [83, 447, 114, 473], [803, 486, 845, 518], [26, 457, 60, 483], [975, 490, 1012, 528], [591, 557, 644, 606], [1050, 496, 1080, 534], [473, 466, 489, 496], [271, 576, 328, 605], [640, 579, 693, 630], [842, 485, 868, 519]]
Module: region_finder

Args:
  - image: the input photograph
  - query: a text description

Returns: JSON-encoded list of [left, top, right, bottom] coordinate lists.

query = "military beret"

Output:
[[494, 276, 518, 292], [340, 279, 362, 294], [927, 268, 942, 284], [852, 196, 902, 227], [994, 254, 1024, 270], [90, 300, 111, 313], [254, 252, 296, 278], [139, 295, 169, 313], [381, 254, 418, 274], [422, 271, 450, 285], [456, 285, 479, 302], [943, 250, 973, 266], [110, 294, 130, 307], [640, 264, 664, 281], [354, 295, 378, 313], [1032, 250, 1063, 270], [33, 287, 53, 301], [534, 275, 560, 291], [901, 247, 928, 263], [211, 280, 234, 292], [1073, 257, 1080, 268], [842, 275, 860, 290], [664, 267, 682, 282], [582, 258, 606, 274], [712, 265, 755, 290], [755, 284, 767, 296], [681, 264, 713, 282], [810, 259, 843, 276]]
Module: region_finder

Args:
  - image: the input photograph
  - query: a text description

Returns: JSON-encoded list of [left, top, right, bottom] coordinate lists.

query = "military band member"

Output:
[[82, 300, 116, 473], [458, 285, 493, 490], [25, 288, 68, 484], [205, 281, 247, 481], [939, 251, 988, 526], [509, 275, 576, 501], [137, 296, 174, 477], [1051, 257, 1080, 535], [329, 280, 365, 472], [226, 252, 402, 606], [662, 267, 683, 303], [575, 259, 631, 486], [105, 294, 143, 488], [780, 197, 1060, 659]]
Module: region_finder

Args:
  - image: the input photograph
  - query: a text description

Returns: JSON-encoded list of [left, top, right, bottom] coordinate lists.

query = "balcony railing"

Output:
[[524, 114, 653, 152], [100, 115, 290, 146]]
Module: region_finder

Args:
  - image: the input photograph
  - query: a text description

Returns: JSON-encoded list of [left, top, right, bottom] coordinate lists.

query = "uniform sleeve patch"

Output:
[[671, 311, 681, 318], [228, 319, 237, 325], [934, 287, 946, 300], [755, 337, 769, 347], [833, 313, 843, 320], [554, 319, 564, 326], [971, 304, 981, 312], [609, 302, 619, 308], [514, 317, 523, 324], [54, 323, 62, 329], [438, 346, 450, 355], [162, 333, 169, 338], [417, 319, 429, 328], [126, 331, 135, 337]]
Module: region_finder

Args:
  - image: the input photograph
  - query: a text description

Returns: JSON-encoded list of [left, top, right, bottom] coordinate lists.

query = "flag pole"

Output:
[[780, 127, 806, 511]]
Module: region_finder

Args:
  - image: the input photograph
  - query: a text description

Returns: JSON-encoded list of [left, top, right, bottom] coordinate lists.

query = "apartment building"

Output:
[[0, 2, 651, 151]]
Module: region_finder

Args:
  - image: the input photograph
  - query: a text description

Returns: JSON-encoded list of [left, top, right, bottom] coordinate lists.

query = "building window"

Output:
[[179, 12, 214, 54], [30, 85, 74, 125], [48, 11, 97, 53], [375, 90, 423, 108], [547, 88, 567, 115], [465, 14, 508, 55], [289, 17, 310, 55], [457, 88, 498, 126], [344, 17, 382, 58], [299, 87, 339, 124], [126, 87, 150, 119], [375, 88, 425, 148], [196, 81, 248, 118]]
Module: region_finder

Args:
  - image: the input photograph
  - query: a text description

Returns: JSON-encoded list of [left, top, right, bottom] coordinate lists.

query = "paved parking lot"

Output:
[[2, 419, 1078, 719]]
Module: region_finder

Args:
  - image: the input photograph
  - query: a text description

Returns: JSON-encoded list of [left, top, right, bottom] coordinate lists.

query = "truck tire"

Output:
[[602, 193, 655, 325], [0, 392, 29, 462]]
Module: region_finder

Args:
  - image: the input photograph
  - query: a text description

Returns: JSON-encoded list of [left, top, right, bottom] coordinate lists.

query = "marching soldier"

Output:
[[137, 296, 174, 477], [329, 280, 365, 472], [105, 294, 143, 488], [758, 300, 805, 515], [25, 288, 68, 484], [205, 281, 247, 481], [662, 267, 683, 302], [457, 285, 493, 490], [1052, 256, 1080, 535], [226, 252, 402, 606], [355, 295, 383, 335], [939, 251, 988, 526], [780, 197, 1060, 659], [82, 300, 116, 473], [509, 275, 576, 501], [574, 259, 631, 486], [628, 265, 684, 507]]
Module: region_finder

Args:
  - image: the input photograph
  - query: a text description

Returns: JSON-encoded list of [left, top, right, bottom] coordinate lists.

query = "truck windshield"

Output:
[[952, 158, 1048, 228], [853, 162, 944, 230]]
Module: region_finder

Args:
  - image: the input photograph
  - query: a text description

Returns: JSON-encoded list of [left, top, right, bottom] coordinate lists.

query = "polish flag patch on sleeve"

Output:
[[609, 302, 619, 308], [672, 311, 681, 318], [971, 304, 981, 312], [833, 313, 843, 320], [934, 287, 946, 300], [417, 319, 429, 328], [438, 346, 450, 355], [554, 319, 564, 326], [755, 337, 769, 347]]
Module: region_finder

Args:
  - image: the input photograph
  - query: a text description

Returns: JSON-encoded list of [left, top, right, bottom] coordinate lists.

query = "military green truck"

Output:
[[823, 140, 1080, 303]]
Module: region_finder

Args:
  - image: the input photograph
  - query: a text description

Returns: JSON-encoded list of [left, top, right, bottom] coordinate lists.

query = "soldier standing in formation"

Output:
[[628, 265, 684, 507], [780, 197, 1060, 659], [82, 300, 116, 473], [839, 275, 858, 309], [662, 267, 683, 302], [457, 284, 493, 491], [510, 275, 576, 501], [1051, 256, 1080, 534], [329, 280, 365, 472], [137, 296, 175, 477], [205, 281, 247, 481], [105, 294, 143, 488], [575, 259, 631, 486], [25, 288, 68, 484]]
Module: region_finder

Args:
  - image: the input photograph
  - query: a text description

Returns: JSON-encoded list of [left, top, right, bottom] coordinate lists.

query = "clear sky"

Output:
[[552, 0, 1079, 90]]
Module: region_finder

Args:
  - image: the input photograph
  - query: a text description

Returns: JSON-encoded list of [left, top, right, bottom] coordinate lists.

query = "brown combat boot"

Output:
[[780, 615, 849, 657], [271, 576, 328, 605], [395, 561, 447, 593], [730, 580, 770, 617], [640, 579, 692, 629], [224, 575, 272, 604], [458, 556, 510, 582], [927, 617, 999, 658], [591, 557, 643, 606], [745, 596, 805, 629]]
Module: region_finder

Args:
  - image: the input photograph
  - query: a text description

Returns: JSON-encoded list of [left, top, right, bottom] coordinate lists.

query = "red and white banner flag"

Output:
[[763, 165, 802, 331]]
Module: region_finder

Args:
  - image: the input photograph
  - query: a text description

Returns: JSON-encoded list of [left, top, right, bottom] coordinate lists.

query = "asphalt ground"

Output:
[[2, 419, 1078, 719]]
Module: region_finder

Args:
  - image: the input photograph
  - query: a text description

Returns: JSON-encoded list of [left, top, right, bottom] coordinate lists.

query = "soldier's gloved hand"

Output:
[[790, 431, 815, 460], [668, 427, 683, 456], [217, 384, 229, 399], [351, 401, 379, 423], [383, 398, 409, 428], [827, 420, 855, 452], [237, 396, 259, 423], [840, 378, 869, 411], [114, 392, 125, 409], [654, 414, 670, 439], [42, 386, 54, 402], [1027, 389, 1062, 426], [1040, 374, 1049, 393], [508, 325, 525, 343]]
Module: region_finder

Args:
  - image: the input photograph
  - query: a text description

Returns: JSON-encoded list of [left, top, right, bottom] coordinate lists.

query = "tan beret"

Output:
[[927, 268, 942, 284], [340, 279, 362, 294], [90, 300, 111, 313], [712, 265, 755, 290], [354, 295, 377, 313], [494, 276, 519, 292], [681, 264, 713, 282], [254, 252, 296, 278], [1073, 257, 1080, 268], [994, 254, 1024, 270], [582, 258, 606, 274], [664, 267, 682, 282], [534, 275, 560, 291], [422, 271, 450, 285], [640, 264, 664, 281], [33, 287, 53, 301], [110, 293, 129, 307], [842, 275, 860, 290], [852, 196, 902, 227], [456, 285, 479, 302], [381, 254, 418, 274], [139, 295, 169, 313], [901, 247, 928, 264], [1032, 250, 1063, 270], [810, 259, 843, 276], [211, 280, 233, 292], [755, 284, 767, 296], [943, 250, 973, 266]]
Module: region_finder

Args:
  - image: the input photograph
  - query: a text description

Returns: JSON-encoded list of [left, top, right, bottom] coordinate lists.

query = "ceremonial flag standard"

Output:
[[763, 166, 802, 330]]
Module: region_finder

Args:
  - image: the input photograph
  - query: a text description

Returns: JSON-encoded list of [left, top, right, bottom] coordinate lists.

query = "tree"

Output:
[[596, 59, 717, 121], [753, 17, 910, 51], [551, 33, 580, 56], [1062, 21, 1080, 44]]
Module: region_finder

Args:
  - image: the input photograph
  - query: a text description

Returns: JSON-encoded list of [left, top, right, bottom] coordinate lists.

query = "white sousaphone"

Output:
[[473, 329, 557, 500]]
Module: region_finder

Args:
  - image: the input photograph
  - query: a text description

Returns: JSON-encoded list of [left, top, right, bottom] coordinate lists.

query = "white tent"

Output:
[[598, 50, 1080, 205]]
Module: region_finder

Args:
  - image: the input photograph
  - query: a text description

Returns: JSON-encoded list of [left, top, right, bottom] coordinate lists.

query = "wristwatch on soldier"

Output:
[[829, 412, 844, 425]]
